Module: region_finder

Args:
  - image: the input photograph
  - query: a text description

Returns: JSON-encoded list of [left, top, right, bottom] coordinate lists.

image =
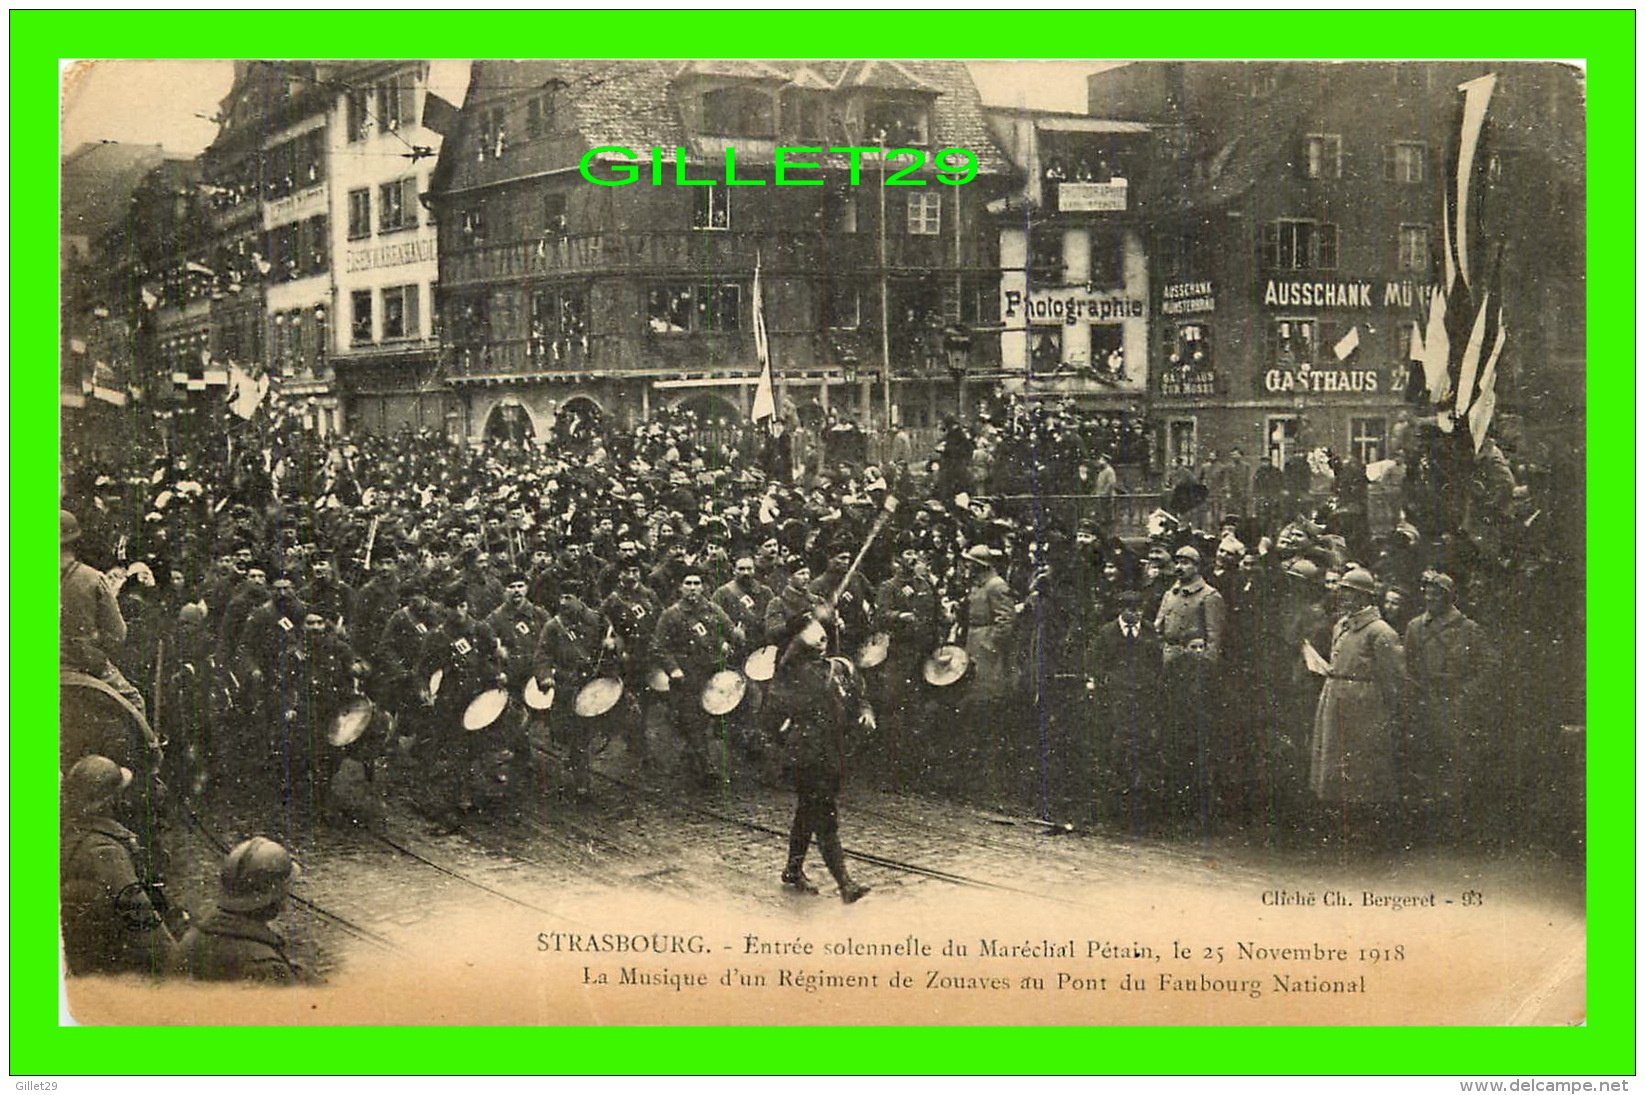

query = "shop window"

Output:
[[1398, 225, 1432, 273], [382, 284, 420, 340], [1304, 134, 1342, 179], [693, 185, 731, 231], [1261, 219, 1338, 270], [907, 192, 941, 236], [379, 177, 418, 232], [347, 188, 372, 240], [351, 290, 373, 345], [1385, 142, 1426, 183], [1350, 417, 1387, 465]]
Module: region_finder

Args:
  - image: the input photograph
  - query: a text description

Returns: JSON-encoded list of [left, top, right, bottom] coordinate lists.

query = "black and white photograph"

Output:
[[58, 57, 1586, 1027]]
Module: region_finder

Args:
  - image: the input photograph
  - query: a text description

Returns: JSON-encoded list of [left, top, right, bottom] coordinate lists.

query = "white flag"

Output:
[[1332, 325, 1360, 361], [750, 260, 776, 429]]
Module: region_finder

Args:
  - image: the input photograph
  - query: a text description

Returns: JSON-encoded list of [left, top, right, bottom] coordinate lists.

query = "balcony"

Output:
[[446, 337, 597, 381], [442, 230, 989, 287]]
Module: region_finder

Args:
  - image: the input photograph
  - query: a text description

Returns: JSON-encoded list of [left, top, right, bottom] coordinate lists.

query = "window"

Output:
[[542, 192, 568, 236], [1159, 230, 1201, 279], [379, 178, 418, 232], [351, 290, 373, 344], [1304, 134, 1342, 179], [864, 96, 930, 146], [825, 190, 857, 234], [784, 92, 827, 143], [959, 279, 997, 327], [1029, 327, 1062, 375], [304, 215, 329, 276], [1091, 324, 1126, 379], [825, 283, 861, 329], [1088, 229, 1126, 287], [647, 284, 741, 334], [699, 87, 775, 138], [381, 284, 420, 340], [347, 188, 372, 239], [1386, 142, 1426, 184], [526, 93, 556, 139], [378, 75, 412, 133], [692, 185, 731, 231], [1270, 317, 1317, 366], [1249, 67, 1279, 98], [1261, 219, 1338, 269], [1398, 225, 1431, 272], [1029, 230, 1064, 284], [529, 287, 588, 363], [907, 192, 941, 236], [347, 88, 372, 142], [1171, 323, 1212, 370], [1266, 416, 1300, 470], [1350, 417, 1387, 465], [478, 105, 507, 160], [1166, 419, 1197, 469], [460, 206, 486, 246]]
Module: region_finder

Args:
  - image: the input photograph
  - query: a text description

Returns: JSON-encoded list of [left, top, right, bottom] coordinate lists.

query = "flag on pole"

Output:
[[1331, 325, 1361, 361], [750, 257, 776, 431], [227, 361, 269, 420]]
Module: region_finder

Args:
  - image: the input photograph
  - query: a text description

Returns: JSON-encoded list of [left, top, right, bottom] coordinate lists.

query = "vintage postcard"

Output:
[[56, 53, 1588, 1038]]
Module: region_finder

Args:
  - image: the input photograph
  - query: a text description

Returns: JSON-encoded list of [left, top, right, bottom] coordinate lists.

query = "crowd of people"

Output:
[[60, 394, 1581, 979]]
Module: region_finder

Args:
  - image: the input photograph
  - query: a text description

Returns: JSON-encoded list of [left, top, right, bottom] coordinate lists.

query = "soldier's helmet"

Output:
[[63, 755, 132, 810], [219, 837, 301, 913]]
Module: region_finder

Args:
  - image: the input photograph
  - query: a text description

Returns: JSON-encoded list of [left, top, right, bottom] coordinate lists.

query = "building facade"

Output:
[[985, 107, 1155, 467], [1087, 61, 1585, 476], [426, 60, 1014, 444], [327, 61, 449, 436]]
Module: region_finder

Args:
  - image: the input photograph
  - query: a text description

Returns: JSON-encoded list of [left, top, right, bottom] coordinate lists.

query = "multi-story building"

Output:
[[426, 59, 1013, 444], [327, 61, 448, 436], [984, 106, 1154, 466], [1087, 61, 1585, 474]]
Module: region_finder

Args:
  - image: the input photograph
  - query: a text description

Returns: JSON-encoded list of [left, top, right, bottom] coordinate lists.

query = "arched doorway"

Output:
[[673, 392, 742, 458], [483, 399, 536, 444], [553, 395, 605, 447]]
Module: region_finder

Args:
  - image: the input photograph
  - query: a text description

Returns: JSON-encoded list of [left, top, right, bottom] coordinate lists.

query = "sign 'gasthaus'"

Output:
[[580, 146, 980, 186]]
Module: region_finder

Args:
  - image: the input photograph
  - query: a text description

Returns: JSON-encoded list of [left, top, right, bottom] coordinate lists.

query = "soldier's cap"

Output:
[[1114, 587, 1145, 605], [1282, 557, 1322, 582], [963, 544, 996, 565], [64, 755, 132, 807], [1420, 570, 1456, 595], [503, 571, 528, 586], [1338, 567, 1378, 595]]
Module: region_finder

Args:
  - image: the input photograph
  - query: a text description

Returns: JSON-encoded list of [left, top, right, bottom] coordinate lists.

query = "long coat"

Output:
[[964, 569, 1016, 700], [1310, 607, 1406, 803]]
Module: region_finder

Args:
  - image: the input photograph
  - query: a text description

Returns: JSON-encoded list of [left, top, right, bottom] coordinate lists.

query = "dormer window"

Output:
[[863, 96, 930, 146], [700, 86, 775, 138]]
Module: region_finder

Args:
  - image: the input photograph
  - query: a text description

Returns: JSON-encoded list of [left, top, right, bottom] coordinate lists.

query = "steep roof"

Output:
[[432, 59, 1013, 197], [61, 142, 172, 244]]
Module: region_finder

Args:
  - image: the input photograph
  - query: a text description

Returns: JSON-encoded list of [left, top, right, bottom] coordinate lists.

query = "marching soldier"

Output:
[[600, 559, 661, 768], [651, 569, 741, 785], [532, 578, 616, 797]]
